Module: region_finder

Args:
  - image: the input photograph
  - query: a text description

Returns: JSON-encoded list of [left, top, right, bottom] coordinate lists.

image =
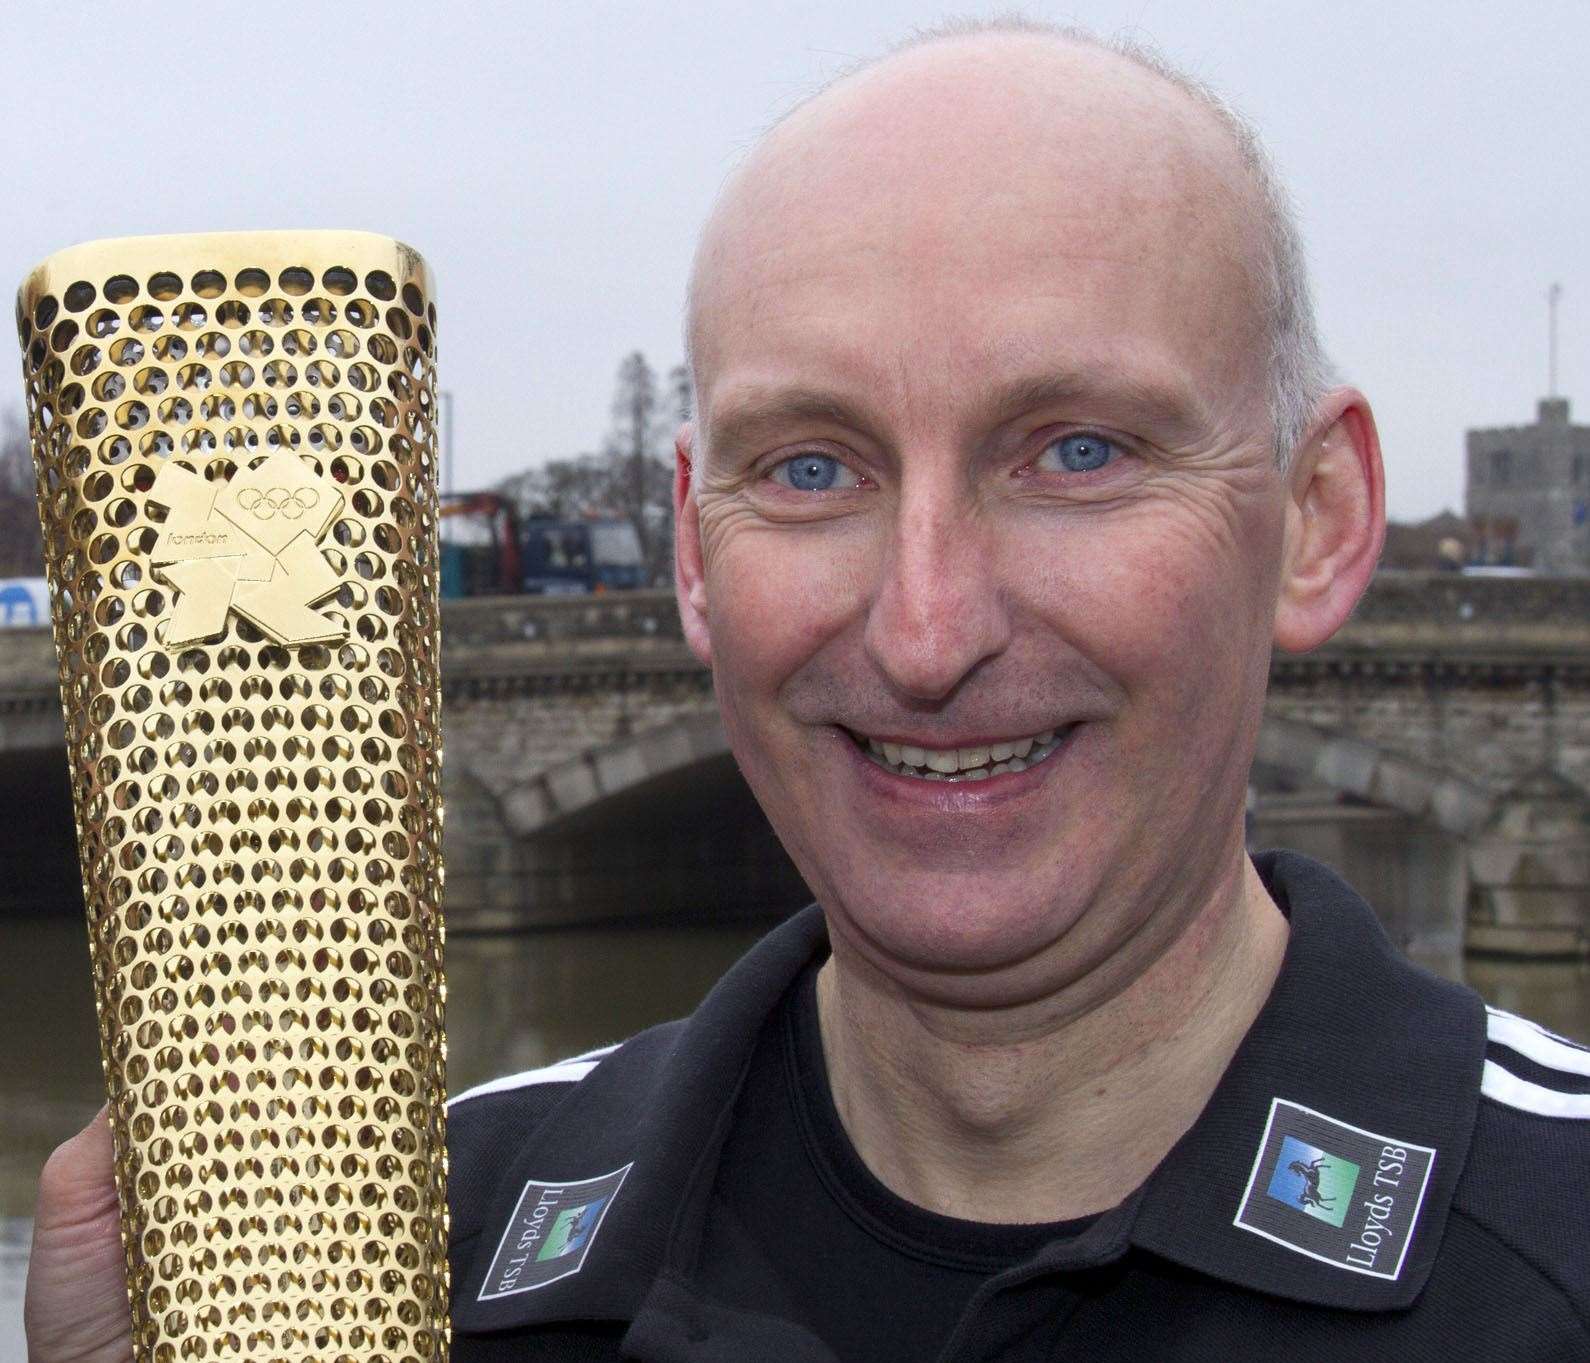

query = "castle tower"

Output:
[[1466, 397, 1590, 574]]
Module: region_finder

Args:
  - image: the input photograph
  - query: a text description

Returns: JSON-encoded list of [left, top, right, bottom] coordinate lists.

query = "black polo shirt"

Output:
[[446, 852, 1590, 1360]]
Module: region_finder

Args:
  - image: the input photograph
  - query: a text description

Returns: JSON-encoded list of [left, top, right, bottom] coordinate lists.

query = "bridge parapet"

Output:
[[430, 575, 1590, 688], [5, 573, 1586, 696], [441, 593, 685, 648], [0, 626, 55, 697], [4, 574, 1588, 791], [438, 569, 1590, 642], [1345, 571, 1590, 634], [437, 572, 1590, 652]]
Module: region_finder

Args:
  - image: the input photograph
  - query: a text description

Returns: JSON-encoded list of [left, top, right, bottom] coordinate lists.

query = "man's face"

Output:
[[682, 43, 1293, 1006]]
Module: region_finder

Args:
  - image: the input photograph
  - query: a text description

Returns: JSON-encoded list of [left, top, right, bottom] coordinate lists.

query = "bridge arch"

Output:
[[0, 731, 84, 915], [452, 713, 809, 927], [1253, 715, 1495, 837], [493, 712, 728, 837]]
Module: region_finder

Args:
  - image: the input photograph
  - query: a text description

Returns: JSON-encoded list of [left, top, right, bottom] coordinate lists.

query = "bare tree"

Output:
[[494, 353, 681, 587], [668, 363, 693, 425], [608, 352, 670, 579], [499, 453, 613, 522]]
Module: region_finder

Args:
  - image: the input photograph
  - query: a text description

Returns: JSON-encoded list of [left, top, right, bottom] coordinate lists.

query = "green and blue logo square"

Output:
[[535, 1196, 609, 1262], [1264, 1134, 1359, 1228]]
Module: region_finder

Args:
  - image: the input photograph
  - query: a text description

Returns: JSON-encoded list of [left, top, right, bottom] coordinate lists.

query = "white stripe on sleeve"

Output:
[[1481, 1059, 1590, 1119], [1485, 1007, 1590, 1077], [447, 1044, 619, 1111]]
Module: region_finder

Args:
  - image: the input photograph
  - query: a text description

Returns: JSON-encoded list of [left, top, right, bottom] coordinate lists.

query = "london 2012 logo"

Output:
[[146, 448, 347, 649]]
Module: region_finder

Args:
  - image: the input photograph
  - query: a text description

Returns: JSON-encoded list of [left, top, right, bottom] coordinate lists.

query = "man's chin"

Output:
[[820, 872, 1100, 985]]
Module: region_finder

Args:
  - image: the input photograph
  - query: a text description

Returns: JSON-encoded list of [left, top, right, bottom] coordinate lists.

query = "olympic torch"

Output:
[[16, 232, 449, 1362]]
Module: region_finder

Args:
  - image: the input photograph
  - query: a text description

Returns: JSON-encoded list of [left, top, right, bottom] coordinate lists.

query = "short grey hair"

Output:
[[686, 15, 1335, 469]]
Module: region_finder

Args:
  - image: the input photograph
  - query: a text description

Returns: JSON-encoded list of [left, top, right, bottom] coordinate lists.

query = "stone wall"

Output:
[[1270, 571, 1590, 793], [442, 678, 712, 810], [1266, 683, 1590, 796]]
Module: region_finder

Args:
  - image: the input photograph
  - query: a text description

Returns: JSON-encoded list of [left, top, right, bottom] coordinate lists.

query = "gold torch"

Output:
[[16, 232, 449, 1362]]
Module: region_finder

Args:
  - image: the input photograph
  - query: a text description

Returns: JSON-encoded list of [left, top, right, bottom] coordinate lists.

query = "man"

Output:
[[27, 21, 1590, 1362]]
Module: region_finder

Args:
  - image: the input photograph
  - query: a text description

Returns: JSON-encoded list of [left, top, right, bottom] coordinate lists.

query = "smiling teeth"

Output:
[[861, 728, 1064, 780]]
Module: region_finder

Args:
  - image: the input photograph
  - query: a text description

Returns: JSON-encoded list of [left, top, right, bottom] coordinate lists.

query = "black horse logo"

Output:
[[1288, 1156, 1334, 1211]]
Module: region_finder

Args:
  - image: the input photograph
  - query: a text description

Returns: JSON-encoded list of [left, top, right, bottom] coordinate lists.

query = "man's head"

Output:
[[674, 23, 1384, 1011]]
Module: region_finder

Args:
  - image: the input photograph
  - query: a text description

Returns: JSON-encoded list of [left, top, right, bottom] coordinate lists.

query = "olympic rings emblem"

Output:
[[236, 486, 320, 521]]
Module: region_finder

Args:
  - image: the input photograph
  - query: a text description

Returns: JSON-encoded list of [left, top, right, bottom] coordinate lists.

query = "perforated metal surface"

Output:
[[16, 232, 449, 1363]]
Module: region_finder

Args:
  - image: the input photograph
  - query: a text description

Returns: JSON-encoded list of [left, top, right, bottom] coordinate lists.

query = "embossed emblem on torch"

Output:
[[149, 446, 348, 647], [16, 232, 449, 1362]]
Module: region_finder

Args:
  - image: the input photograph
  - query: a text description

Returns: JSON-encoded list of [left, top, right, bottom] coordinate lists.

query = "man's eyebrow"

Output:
[[704, 368, 1213, 462], [705, 388, 872, 461], [982, 369, 1211, 444]]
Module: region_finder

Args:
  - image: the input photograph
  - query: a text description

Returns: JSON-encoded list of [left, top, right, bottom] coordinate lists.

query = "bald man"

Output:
[[26, 21, 1590, 1363]]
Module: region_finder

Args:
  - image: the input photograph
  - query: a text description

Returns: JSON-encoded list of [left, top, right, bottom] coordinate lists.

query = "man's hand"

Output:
[[23, 1105, 133, 1363]]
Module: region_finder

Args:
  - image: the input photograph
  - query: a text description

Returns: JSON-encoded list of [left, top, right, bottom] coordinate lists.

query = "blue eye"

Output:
[[1043, 433, 1118, 473], [774, 453, 850, 492]]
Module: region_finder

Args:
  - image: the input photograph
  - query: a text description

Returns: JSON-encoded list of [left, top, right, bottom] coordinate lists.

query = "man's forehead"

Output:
[[689, 32, 1266, 393]]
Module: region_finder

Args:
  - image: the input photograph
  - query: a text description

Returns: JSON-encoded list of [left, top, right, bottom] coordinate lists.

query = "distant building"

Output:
[[1466, 397, 1590, 574], [1379, 511, 1473, 572]]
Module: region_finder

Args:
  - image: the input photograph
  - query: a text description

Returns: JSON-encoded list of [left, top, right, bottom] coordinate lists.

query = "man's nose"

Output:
[[862, 495, 1012, 701]]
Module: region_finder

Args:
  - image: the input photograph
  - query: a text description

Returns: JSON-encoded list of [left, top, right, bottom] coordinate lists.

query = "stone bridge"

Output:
[[3, 574, 1588, 950]]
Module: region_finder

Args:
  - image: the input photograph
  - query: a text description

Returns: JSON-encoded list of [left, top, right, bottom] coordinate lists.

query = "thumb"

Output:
[[33, 1103, 119, 1234], [25, 1104, 133, 1363]]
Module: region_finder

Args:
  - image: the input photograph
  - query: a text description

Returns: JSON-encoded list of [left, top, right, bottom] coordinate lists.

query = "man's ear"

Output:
[[1272, 388, 1386, 654], [673, 421, 712, 668]]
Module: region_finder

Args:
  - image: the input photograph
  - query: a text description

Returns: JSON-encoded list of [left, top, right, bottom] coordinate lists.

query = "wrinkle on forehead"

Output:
[[687, 33, 1271, 435]]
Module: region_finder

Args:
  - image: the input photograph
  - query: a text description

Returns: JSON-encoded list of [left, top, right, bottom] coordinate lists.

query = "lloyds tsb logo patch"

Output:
[[478, 1165, 632, 1299], [1234, 1099, 1435, 1280]]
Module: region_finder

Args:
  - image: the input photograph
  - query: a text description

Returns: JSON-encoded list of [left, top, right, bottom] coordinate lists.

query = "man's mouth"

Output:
[[845, 725, 1074, 781]]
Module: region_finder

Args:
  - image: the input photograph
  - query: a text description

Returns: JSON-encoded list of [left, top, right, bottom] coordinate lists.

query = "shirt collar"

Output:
[[452, 903, 828, 1335], [1129, 850, 1487, 1310], [453, 851, 1488, 1335]]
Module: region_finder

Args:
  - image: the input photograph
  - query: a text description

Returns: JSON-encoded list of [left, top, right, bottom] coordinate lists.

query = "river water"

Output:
[[3, 910, 1587, 1359]]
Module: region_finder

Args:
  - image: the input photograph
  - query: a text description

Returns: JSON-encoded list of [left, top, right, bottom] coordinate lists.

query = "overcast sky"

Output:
[[3, 0, 1585, 522]]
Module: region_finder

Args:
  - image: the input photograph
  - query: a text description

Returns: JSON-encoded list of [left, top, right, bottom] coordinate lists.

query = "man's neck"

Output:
[[813, 854, 1289, 1224]]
